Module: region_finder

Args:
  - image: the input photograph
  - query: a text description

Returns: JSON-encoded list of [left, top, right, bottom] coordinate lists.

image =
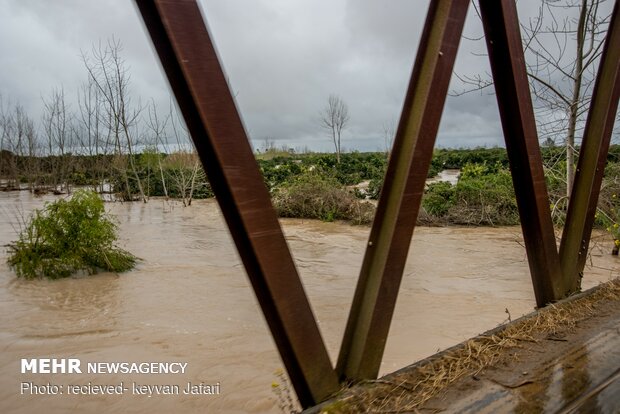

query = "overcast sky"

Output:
[[0, 0, 608, 152]]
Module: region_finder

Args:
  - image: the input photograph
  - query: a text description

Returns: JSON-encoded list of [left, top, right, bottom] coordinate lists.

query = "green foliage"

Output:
[[433, 147, 509, 170], [451, 169, 518, 225], [259, 152, 387, 192], [543, 160, 569, 225], [367, 177, 383, 200], [272, 171, 375, 224], [259, 160, 305, 190], [7, 190, 137, 279], [109, 152, 214, 200], [427, 161, 442, 179], [596, 166, 620, 252], [14, 146, 620, 231], [599, 212, 620, 251], [459, 161, 503, 179], [423, 181, 455, 217], [422, 165, 518, 225]]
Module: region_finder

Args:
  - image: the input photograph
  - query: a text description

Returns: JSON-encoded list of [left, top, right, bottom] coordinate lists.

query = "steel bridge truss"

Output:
[[135, 0, 620, 408]]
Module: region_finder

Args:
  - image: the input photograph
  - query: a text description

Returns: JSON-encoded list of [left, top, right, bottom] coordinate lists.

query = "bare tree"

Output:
[[383, 120, 396, 160], [166, 105, 203, 206], [261, 136, 276, 154], [42, 87, 74, 193], [15, 105, 38, 191], [0, 99, 39, 191], [456, 0, 612, 200], [77, 77, 111, 193], [0, 95, 15, 188], [320, 94, 349, 163], [524, 0, 611, 198], [82, 38, 147, 202], [0, 95, 7, 142], [145, 99, 170, 200]]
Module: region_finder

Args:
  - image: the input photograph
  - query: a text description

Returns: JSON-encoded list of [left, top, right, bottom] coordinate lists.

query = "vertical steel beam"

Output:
[[479, 0, 565, 306], [336, 0, 470, 382], [560, 0, 620, 291], [134, 0, 339, 407]]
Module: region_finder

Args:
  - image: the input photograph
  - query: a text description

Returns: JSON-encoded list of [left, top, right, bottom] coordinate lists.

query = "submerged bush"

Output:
[[272, 171, 375, 224], [421, 166, 518, 225], [7, 190, 137, 279]]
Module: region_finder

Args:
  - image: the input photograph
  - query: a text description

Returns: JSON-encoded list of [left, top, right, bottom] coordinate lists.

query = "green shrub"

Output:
[[421, 168, 518, 225], [423, 181, 455, 217], [7, 190, 137, 279], [450, 169, 518, 225], [272, 171, 375, 224], [596, 164, 620, 252], [367, 177, 383, 200]]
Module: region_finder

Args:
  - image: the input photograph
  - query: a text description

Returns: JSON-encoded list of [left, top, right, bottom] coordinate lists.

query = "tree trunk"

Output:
[[158, 155, 169, 200], [566, 0, 588, 199], [187, 161, 200, 206]]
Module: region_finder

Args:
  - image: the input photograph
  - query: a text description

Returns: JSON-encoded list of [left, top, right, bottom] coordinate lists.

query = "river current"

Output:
[[1, 191, 617, 413]]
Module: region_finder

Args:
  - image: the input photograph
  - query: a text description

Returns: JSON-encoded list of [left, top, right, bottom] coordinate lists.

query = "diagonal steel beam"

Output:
[[479, 0, 565, 306], [134, 0, 339, 407], [560, 0, 620, 291], [336, 0, 470, 382]]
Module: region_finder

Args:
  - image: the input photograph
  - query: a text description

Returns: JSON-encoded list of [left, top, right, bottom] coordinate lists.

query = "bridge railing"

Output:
[[134, 0, 620, 408]]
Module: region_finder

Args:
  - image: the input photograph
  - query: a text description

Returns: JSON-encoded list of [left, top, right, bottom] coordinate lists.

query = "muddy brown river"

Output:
[[1, 192, 618, 413]]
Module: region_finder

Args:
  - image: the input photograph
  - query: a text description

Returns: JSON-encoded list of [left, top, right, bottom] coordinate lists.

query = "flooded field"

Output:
[[1, 191, 618, 413]]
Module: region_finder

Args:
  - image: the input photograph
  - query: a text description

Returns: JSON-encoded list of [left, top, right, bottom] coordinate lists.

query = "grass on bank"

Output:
[[320, 278, 620, 413]]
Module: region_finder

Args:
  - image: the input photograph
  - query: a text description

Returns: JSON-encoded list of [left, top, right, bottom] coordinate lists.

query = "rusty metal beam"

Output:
[[560, 0, 620, 291], [336, 0, 470, 382], [134, 0, 339, 407], [479, 0, 565, 306]]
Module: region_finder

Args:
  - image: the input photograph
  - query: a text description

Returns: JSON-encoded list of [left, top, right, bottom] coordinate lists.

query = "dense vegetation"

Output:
[[7, 145, 620, 278], [422, 163, 518, 225], [272, 170, 375, 225], [6, 190, 137, 279], [0, 149, 213, 204], [4, 146, 620, 238]]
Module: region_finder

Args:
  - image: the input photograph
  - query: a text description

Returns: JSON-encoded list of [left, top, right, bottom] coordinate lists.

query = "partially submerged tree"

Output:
[[82, 38, 147, 202], [7, 190, 137, 279], [320, 94, 349, 164], [77, 77, 111, 193], [42, 87, 74, 193], [15, 105, 38, 192], [166, 107, 204, 206], [0, 100, 38, 190], [145, 100, 170, 200]]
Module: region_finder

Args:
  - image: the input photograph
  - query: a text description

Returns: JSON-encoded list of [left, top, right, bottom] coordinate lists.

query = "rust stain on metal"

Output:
[[337, 0, 470, 382], [134, 0, 339, 407], [479, 0, 565, 306], [133, 0, 620, 409]]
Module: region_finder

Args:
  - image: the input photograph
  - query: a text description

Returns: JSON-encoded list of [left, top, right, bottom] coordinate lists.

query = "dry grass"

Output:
[[320, 278, 620, 414]]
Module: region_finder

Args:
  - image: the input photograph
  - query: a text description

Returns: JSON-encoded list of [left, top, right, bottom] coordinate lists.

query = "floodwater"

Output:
[[427, 168, 460, 185], [0, 191, 618, 413]]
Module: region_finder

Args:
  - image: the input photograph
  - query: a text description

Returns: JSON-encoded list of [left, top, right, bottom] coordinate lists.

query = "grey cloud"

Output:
[[1, 0, 597, 152]]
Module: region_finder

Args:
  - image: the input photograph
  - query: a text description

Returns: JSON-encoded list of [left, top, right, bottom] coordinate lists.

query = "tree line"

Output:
[[0, 38, 206, 205]]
